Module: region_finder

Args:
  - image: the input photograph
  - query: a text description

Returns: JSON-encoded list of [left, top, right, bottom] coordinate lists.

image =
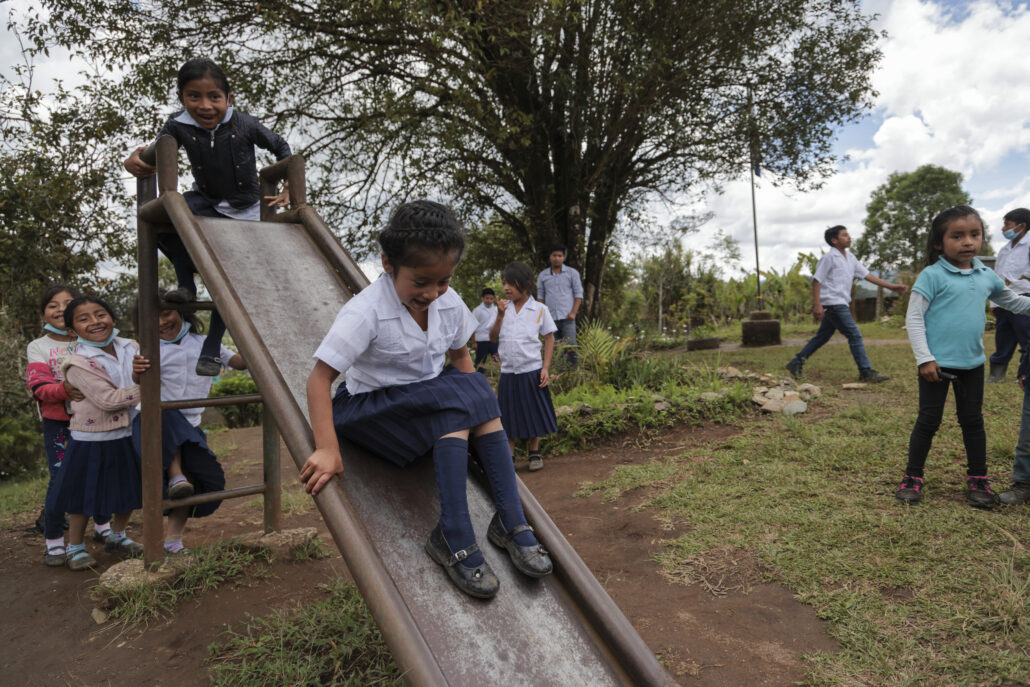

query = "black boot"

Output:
[[986, 361, 1008, 384]]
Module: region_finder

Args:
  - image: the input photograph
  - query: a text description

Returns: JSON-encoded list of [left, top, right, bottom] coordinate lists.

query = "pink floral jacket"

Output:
[[63, 353, 140, 433]]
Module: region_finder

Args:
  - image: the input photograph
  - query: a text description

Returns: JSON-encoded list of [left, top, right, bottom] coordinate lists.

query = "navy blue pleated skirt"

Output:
[[498, 369, 559, 439], [46, 435, 142, 516], [132, 411, 225, 518], [332, 366, 501, 466]]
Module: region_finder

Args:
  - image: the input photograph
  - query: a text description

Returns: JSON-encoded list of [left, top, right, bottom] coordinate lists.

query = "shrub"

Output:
[[0, 413, 44, 479], [209, 371, 262, 428], [0, 306, 44, 479]]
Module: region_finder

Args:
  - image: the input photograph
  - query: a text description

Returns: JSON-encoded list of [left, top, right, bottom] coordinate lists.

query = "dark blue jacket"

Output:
[[158, 109, 291, 209]]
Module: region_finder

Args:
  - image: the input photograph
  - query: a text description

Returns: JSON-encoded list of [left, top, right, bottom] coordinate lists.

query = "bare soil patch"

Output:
[[2, 418, 837, 686]]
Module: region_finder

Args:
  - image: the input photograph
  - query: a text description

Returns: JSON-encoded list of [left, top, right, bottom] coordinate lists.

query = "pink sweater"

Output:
[[25, 335, 77, 421], [63, 353, 141, 433]]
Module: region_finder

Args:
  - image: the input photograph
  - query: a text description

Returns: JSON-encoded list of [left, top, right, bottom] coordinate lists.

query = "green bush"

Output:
[[0, 412, 44, 479], [209, 371, 262, 428]]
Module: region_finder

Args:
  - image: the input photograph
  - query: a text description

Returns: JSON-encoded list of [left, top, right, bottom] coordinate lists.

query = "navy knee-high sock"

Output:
[[432, 437, 484, 568], [472, 429, 536, 546], [201, 310, 227, 360]]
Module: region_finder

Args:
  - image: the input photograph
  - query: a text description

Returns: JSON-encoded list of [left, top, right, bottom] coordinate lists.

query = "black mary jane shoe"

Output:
[[487, 513, 553, 578], [424, 525, 499, 599]]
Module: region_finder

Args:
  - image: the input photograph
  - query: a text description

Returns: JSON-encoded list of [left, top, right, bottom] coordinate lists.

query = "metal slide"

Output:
[[137, 146, 675, 686]]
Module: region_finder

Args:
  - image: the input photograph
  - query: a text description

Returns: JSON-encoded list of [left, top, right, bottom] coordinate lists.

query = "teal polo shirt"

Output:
[[912, 258, 1004, 370]]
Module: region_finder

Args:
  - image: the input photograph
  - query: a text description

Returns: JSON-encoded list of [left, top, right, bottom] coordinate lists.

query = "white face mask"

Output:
[[169, 321, 191, 343], [77, 328, 120, 348]]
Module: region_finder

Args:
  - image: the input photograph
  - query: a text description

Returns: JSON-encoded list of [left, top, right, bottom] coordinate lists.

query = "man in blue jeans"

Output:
[[786, 225, 908, 382], [538, 244, 583, 365]]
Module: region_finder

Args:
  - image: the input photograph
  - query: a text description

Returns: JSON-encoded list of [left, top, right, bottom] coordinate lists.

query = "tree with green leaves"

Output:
[[855, 165, 977, 273], [0, 52, 135, 337], [20, 0, 881, 318]]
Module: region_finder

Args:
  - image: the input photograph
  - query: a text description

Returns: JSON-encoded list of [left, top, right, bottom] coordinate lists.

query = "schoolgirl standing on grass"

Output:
[[25, 285, 112, 566], [300, 201, 552, 599], [45, 296, 150, 570], [130, 293, 247, 556], [898, 205, 1030, 509], [490, 262, 559, 472], [124, 58, 291, 377]]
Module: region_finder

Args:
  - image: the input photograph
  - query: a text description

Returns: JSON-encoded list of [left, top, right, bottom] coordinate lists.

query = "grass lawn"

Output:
[[583, 336, 1030, 686]]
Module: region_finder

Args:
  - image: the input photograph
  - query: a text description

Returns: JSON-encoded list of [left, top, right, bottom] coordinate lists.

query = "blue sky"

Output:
[[687, 0, 1030, 274]]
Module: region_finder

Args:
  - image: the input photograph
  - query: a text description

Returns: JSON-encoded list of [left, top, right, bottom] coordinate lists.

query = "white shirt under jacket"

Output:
[[313, 274, 477, 395], [497, 296, 558, 375], [70, 337, 139, 441]]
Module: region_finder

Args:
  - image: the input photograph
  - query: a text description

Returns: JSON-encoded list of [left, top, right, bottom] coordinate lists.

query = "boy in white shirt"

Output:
[[987, 208, 1030, 383], [470, 288, 499, 373], [786, 225, 908, 382]]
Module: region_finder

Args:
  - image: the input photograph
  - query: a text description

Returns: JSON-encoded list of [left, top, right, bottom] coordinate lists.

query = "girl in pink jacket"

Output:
[[45, 296, 150, 571]]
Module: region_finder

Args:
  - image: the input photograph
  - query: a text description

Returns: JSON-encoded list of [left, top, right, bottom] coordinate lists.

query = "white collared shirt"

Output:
[[471, 303, 498, 341], [812, 249, 869, 306], [71, 337, 139, 441], [497, 296, 558, 374], [313, 274, 477, 394], [160, 333, 236, 427], [990, 234, 1030, 306]]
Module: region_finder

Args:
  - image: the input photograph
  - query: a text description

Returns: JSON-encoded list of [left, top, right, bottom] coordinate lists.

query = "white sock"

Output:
[[45, 538, 65, 552], [95, 522, 111, 535]]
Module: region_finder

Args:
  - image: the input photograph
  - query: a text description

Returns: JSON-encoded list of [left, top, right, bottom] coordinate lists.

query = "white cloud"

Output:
[[691, 0, 1030, 274]]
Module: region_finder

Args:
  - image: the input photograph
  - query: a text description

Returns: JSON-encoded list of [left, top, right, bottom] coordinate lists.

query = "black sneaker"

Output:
[[965, 476, 998, 509], [195, 354, 222, 376], [999, 481, 1030, 506], [859, 369, 890, 383], [895, 474, 924, 504], [33, 508, 45, 534], [785, 360, 803, 379]]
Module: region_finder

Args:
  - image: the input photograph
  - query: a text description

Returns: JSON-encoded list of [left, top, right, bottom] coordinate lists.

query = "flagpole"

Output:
[[750, 160, 761, 305]]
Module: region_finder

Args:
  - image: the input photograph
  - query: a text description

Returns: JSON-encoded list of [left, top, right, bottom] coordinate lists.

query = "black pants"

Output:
[[473, 340, 498, 369], [156, 191, 227, 360], [906, 365, 986, 477]]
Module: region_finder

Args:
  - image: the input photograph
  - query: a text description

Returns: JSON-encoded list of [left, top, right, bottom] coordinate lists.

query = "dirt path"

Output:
[[1, 417, 837, 686]]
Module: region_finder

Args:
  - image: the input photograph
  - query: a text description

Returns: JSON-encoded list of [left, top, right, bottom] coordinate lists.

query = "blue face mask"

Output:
[[1004, 228, 1021, 240], [167, 321, 191, 343], [43, 323, 69, 336], [77, 328, 120, 348]]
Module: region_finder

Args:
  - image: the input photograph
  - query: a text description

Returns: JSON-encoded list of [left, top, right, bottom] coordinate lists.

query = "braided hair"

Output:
[[379, 200, 465, 271]]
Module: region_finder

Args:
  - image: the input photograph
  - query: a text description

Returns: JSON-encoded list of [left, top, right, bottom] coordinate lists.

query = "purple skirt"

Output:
[[498, 369, 558, 439], [332, 366, 500, 466]]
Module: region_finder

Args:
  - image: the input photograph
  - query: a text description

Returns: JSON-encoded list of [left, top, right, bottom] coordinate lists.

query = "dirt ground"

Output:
[[0, 416, 837, 686]]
